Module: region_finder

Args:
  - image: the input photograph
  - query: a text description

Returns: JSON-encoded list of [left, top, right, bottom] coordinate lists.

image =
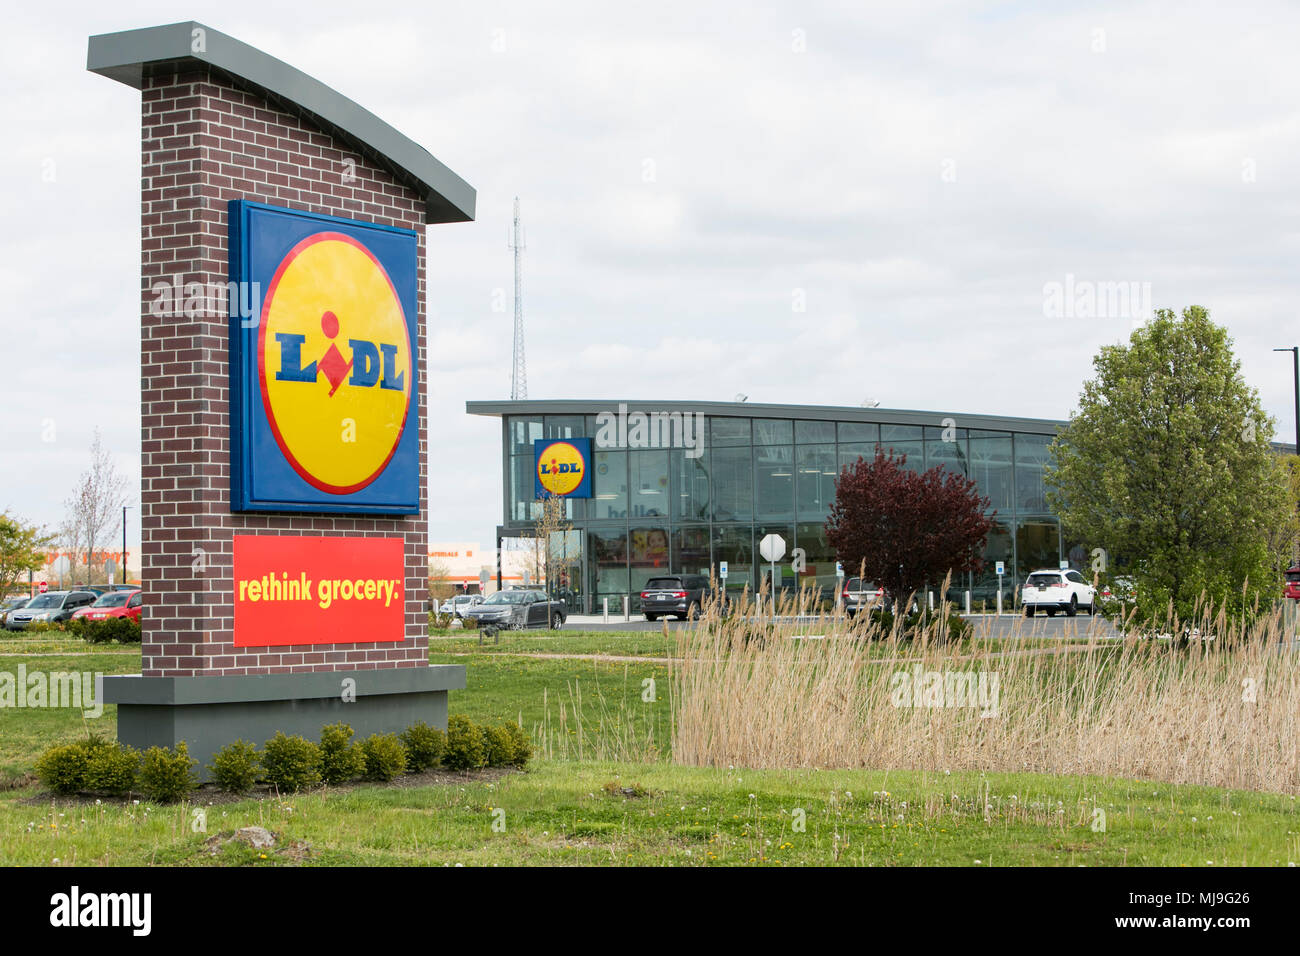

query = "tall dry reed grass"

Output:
[[671, 591, 1300, 794]]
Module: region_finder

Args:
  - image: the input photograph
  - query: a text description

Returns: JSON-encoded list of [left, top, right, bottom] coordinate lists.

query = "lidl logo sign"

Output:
[[229, 201, 419, 513], [534, 438, 592, 498]]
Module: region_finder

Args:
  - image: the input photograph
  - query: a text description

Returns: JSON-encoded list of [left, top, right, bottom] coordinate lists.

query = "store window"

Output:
[[628, 449, 669, 518], [711, 446, 753, 521], [796, 444, 837, 519], [1015, 519, 1060, 581], [713, 525, 754, 597], [753, 419, 793, 445], [754, 445, 795, 521], [671, 448, 710, 520], [673, 525, 711, 577], [970, 436, 1013, 514], [795, 420, 836, 444], [710, 417, 751, 446], [589, 527, 629, 603], [838, 442, 876, 473], [838, 422, 878, 443], [629, 525, 671, 602], [1015, 434, 1053, 513], [592, 451, 628, 519], [508, 416, 543, 455]]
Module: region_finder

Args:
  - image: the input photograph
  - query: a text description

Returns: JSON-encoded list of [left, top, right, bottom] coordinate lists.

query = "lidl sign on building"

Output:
[[229, 200, 419, 514], [535, 438, 592, 498]]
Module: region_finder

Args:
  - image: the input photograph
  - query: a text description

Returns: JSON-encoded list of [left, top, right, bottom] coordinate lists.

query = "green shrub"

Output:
[[400, 721, 446, 772], [34, 743, 91, 795], [360, 733, 408, 782], [483, 723, 514, 767], [68, 617, 142, 644], [138, 742, 198, 803], [483, 721, 531, 768], [84, 741, 140, 795], [319, 723, 366, 784], [210, 740, 261, 794], [261, 732, 322, 793], [500, 721, 531, 767], [443, 714, 486, 770]]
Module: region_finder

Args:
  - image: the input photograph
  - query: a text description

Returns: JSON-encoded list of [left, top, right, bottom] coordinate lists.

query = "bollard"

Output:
[[928, 592, 934, 611], [997, 590, 1003, 616], [603, 597, 609, 624], [964, 590, 971, 615], [623, 595, 630, 621]]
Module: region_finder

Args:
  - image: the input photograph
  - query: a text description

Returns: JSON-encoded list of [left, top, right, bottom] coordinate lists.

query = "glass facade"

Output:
[[497, 409, 1063, 611]]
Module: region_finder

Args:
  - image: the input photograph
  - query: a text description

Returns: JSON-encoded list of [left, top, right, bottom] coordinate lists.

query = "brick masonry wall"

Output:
[[139, 68, 428, 676]]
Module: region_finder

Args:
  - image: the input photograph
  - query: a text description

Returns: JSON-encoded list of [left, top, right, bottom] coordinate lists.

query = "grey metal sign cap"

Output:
[[87, 20, 476, 224]]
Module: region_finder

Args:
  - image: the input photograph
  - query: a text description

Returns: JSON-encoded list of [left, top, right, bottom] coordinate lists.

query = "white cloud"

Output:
[[2, 0, 1299, 545]]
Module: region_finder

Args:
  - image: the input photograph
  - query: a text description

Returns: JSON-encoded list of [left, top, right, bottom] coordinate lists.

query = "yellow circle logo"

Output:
[[258, 232, 412, 494], [537, 441, 586, 496]]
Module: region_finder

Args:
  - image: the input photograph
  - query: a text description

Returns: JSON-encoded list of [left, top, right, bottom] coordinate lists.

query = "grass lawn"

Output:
[[429, 629, 677, 658], [0, 651, 140, 786], [2, 636, 1296, 866], [2, 761, 1295, 866]]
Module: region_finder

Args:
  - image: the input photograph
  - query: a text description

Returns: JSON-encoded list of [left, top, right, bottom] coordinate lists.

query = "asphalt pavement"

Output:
[[560, 611, 1123, 639]]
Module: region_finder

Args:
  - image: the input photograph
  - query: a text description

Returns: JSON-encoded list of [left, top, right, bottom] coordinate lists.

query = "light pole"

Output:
[[1275, 347, 1300, 452], [122, 505, 133, 586]]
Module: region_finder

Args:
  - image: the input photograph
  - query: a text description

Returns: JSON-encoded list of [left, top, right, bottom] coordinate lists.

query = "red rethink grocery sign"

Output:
[[233, 535, 405, 647]]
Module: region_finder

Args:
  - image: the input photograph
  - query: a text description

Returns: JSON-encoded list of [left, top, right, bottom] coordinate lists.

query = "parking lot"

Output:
[[561, 611, 1124, 639]]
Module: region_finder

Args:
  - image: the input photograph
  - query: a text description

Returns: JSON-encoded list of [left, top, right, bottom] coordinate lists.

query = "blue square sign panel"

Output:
[[534, 438, 593, 499], [228, 200, 420, 514]]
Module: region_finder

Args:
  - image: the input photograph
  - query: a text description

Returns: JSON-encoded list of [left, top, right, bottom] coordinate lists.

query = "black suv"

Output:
[[640, 574, 724, 621]]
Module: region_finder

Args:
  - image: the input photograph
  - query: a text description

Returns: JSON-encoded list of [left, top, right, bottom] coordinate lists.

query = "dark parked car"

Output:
[[464, 589, 566, 630], [5, 590, 99, 629], [640, 574, 725, 621]]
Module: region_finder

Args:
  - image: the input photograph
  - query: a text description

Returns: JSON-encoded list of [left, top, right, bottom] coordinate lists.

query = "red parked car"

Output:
[[1285, 567, 1300, 602], [72, 588, 143, 623]]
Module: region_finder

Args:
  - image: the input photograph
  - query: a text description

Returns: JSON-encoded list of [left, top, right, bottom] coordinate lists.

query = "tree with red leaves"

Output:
[[826, 450, 995, 603]]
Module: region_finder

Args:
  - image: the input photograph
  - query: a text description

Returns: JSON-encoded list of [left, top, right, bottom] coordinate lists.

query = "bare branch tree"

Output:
[[532, 493, 572, 602], [64, 429, 130, 586]]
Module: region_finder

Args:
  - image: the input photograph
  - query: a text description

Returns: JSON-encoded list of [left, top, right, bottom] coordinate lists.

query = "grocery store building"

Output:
[[468, 399, 1080, 614]]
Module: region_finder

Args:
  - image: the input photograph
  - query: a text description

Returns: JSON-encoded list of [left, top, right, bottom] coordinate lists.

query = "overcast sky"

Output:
[[3, 0, 1299, 552]]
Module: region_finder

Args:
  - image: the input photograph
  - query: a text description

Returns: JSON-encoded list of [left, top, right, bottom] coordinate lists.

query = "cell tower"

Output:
[[509, 197, 527, 400]]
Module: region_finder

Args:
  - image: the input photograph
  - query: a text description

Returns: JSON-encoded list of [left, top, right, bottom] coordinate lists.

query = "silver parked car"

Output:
[[0, 594, 33, 627], [5, 590, 99, 629], [438, 594, 484, 618], [463, 589, 566, 630]]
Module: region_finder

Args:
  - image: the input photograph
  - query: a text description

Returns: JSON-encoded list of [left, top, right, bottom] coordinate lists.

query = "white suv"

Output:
[[1022, 569, 1096, 617]]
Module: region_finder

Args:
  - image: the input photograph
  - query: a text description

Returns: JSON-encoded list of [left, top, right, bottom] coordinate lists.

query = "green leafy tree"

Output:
[[0, 511, 54, 597], [1045, 306, 1290, 626], [1275, 455, 1300, 568]]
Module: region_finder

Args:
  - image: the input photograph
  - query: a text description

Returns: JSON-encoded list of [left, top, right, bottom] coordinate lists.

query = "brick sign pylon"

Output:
[[88, 21, 475, 775]]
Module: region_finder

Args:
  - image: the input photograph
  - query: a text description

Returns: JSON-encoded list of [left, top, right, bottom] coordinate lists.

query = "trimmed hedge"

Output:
[[360, 733, 408, 782], [209, 740, 260, 795], [138, 742, 198, 802], [400, 722, 446, 772], [262, 732, 323, 793], [33, 715, 530, 800], [319, 723, 366, 785]]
